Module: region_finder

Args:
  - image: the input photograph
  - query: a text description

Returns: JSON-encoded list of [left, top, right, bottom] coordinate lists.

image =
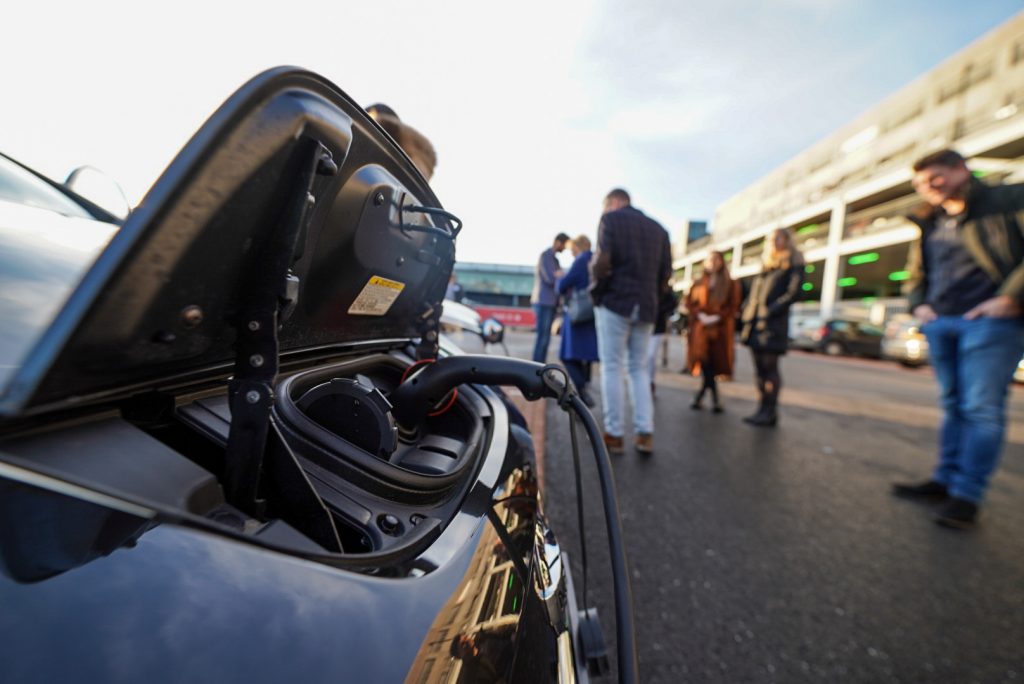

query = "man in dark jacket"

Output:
[[589, 188, 672, 454], [530, 233, 570, 362], [894, 149, 1024, 528]]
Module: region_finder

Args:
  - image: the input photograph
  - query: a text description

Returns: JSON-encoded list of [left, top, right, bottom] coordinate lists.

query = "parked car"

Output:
[[882, 315, 930, 367], [795, 318, 885, 358], [0, 68, 636, 683], [0, 151, 123, 225], [789, 315, 825, 351], [440, 298, 507, 354]]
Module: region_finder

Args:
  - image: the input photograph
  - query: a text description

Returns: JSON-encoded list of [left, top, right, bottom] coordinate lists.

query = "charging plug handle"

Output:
[[389, 355, 557, 428]]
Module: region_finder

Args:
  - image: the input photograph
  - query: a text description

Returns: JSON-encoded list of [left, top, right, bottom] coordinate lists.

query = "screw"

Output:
[[245, 390, 261, 404], [374, 191, 386, 206], [379, 514, 401, 535], [396, 256, 405, 266], [180, 305, 203, 328], [426, 331, 437, 341], [247, 320, 261, 331], [250, 354, 265, 368], [410, 514, 426, 526]]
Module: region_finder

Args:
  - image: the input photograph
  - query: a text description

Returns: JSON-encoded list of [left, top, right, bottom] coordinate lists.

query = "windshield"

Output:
[[0, 155, 93, 219], [0, 207, 117, 392]]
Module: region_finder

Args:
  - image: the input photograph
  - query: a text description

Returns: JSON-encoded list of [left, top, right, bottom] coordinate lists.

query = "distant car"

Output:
[[1015, 353, 1024, 384], [797, 318, 885, 358], [789, 315, 825, 350], [882, 316, 930, 367], [439, 299, 506, 354]]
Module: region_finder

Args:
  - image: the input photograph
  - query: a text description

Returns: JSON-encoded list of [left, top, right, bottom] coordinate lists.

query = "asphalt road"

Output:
[[503, 330, 1024, 684]]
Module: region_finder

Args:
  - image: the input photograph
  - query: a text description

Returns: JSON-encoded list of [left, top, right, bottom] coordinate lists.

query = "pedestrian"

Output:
[[647, 287, 679, 399], [892, 149, 1024, 529], [365, 103, 437, 181], [685, 251, 742, 412], [590, 188, 672, 455], [445, 273, 464, 303], [530, 233, 570, 363], [556, 235, 598, 408], [739, 228, 804, 427]]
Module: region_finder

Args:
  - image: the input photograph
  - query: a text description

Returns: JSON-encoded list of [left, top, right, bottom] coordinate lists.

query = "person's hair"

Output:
[[555, 232, 571, 243], [912, 149, 966, 172], [704, 251, 734, 304], [762, 228, 804, 270], [571, 234, 591, 251], [605, 188, 631, 205]]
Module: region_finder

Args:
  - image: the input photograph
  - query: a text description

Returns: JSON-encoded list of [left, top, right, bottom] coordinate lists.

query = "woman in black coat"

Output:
[[739, 228, 805, 427]]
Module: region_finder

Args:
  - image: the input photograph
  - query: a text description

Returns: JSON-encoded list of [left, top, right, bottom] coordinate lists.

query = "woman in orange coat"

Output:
[[685, 251, 742, 412]]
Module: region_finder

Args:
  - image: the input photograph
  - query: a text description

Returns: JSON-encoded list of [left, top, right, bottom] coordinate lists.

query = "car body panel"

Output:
[[0, 461, 544, 683]]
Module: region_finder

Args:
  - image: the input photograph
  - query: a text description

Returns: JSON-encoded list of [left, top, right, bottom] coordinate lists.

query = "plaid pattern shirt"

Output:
[[589, 206, 672, 323]]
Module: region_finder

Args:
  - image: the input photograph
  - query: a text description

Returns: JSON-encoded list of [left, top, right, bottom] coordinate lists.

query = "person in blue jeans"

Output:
[[589, 189, 672, 455], [530, 233, 570, 363], [894, 149, 1024, 529]]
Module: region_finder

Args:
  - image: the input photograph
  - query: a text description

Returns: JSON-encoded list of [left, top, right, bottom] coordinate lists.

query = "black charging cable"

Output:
[[541, 364, 637, 684], [388, 355, 638, 684]]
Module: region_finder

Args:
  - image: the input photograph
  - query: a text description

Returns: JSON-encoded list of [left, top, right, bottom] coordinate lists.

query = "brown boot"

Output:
[[635, 432, 654, 455], [603, 432, 624, 455]]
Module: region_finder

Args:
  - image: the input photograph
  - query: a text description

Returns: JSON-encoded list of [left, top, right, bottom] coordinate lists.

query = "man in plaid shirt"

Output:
[[589, 188, 672, 455]]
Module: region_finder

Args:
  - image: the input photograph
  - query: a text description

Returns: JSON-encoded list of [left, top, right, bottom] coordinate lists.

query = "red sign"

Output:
[[473, 306, 536, 328]]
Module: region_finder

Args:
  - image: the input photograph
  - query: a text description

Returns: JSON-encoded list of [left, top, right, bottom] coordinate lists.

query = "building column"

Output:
[[819, 197, 847, 318]]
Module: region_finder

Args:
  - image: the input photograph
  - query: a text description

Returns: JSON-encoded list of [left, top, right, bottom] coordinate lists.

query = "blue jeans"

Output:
[[532, 304, 556, 363], [923, 315, 1024, 503], [594, 305, 655, 436]]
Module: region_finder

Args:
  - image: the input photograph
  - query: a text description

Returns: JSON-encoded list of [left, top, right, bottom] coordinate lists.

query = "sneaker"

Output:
[[635, 432, 654, 455], [603, 433, 624, 455], [935, 497, 978, 529], [711, 403, 724, 414], [891, 480, 949, 501]]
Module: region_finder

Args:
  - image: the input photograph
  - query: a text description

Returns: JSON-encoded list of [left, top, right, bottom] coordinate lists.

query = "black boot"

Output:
[[935, 497, 978, 529], [745, 395, 777, 427], [710, 386, 723, 413], [892, 479, 949, 501], [690, 388, 706, 410]]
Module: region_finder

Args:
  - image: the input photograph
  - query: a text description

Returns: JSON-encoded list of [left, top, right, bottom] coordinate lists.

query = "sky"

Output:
[[2, 0, 1021, 267]]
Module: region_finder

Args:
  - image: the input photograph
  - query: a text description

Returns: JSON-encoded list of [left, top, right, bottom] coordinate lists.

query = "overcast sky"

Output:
[[2, 1, 1021, 266]]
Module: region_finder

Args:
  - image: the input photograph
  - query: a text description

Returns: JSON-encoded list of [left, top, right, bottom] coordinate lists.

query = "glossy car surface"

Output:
[[882, 316, 930, 367], [0, 68, 596, 683], [796, 318, 884, 358]]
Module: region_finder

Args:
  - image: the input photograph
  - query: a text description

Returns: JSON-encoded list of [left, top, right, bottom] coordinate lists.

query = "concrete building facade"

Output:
[[675, 13, 1024, 322]]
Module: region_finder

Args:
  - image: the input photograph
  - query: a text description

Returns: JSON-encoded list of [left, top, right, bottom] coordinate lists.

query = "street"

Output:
[[501, 330, 1024, 683]]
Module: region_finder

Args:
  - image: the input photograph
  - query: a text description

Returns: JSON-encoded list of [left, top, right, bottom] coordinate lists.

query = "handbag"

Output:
[[567, 289, 594, 324]]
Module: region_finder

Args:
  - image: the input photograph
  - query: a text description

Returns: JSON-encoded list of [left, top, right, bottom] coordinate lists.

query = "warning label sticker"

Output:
[[348, 276, 406, 316]]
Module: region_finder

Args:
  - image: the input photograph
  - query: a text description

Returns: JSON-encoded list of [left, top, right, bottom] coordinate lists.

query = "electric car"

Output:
[[0, 68, 635, 683]]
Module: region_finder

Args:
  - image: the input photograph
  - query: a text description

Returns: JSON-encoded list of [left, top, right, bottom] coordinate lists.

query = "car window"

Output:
[[831, 321, 850, 332], [0, 155, 92, 219], [860, 324, 884, 336], [0, 215, 117, 392]]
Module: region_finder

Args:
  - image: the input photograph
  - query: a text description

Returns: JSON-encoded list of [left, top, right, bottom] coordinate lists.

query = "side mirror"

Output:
[[65, 166, 131, 221], [481, 318, 504, 345]]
